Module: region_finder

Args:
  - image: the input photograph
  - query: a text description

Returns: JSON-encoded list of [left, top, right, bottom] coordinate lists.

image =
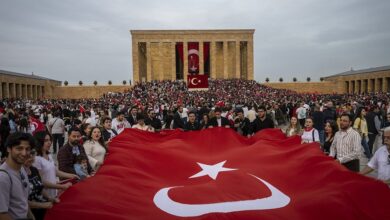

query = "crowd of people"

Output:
[[1, 78, 390, 219]]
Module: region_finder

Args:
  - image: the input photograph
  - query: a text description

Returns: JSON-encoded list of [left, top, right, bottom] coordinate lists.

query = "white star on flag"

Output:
[[189, 160, 237, 180]]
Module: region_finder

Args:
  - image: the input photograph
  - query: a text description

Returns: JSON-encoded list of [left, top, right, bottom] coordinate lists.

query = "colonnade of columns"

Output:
[[0, 82, 44, 99], [345, 77, 389, 94]]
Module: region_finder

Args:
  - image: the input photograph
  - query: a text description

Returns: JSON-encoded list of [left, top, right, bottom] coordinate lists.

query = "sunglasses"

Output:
[[20, 172, 28, 188]]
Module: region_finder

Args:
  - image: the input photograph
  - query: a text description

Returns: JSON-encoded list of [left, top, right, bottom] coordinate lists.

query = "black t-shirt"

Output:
[[28, 166, 47, 202]]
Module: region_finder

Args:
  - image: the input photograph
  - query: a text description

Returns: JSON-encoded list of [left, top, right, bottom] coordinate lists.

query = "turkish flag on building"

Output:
[[45, 128, 390, 220], [187, 75, 208, 91]]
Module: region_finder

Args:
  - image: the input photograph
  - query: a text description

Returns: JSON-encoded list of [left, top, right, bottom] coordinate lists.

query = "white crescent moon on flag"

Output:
[[188, 49, 199, 55], [32, 122, 38, 128], [153, 174, 290, 217], [191, 78, 199, 85]]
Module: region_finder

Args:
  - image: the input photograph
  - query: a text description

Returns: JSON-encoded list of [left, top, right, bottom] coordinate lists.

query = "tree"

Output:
[[93, 80, 98, 86], [79, 81, 83, 86], [265, 77, 270, 83], [279, 77, 283, 82], [122, 80, 127, 85], [108, 80, 112, 85], [64, 81, 68, 86], [320, 77, 324, 82], [306, 77, 311, 82], [293, 77, 297, 82]]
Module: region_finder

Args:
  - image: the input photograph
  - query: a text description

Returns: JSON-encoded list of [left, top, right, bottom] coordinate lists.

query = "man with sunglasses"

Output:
[[360, 127, 390, 184], [0, 132, 35, 219]]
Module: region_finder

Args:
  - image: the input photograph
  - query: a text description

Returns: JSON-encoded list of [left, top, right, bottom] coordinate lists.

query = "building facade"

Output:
[[323, 65, 390, 94], [0, 70, 61, 99], [130, 29, 254, 82]]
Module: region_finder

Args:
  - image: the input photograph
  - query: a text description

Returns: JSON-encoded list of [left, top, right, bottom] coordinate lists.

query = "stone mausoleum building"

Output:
[[0, 70, 61, 99], [323, 65, 390, 94], [130, 29, 254, 82]]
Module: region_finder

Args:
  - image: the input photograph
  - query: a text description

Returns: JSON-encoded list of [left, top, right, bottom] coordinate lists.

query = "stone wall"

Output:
[[262, 82, 335, 94], [52, 85, 131, 99]]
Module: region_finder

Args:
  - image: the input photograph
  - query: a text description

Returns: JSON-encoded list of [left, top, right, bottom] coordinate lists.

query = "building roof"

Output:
[[0, 70, 61, 82], [325, 65, 390, 78], [130, 29, 255, 35]]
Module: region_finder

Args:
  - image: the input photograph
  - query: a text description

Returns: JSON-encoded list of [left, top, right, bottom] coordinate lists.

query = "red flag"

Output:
[[45, 128, 390, 220], [188, 75, 208, 91], [79, 104, 86, 113], [30, 116, 45, 135]]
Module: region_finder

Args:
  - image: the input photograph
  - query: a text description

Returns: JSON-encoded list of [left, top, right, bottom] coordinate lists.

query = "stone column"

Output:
[[383, 77, 388, 93], [41, 86, 45, 99], [171, 41, 176, 81], [9, 83, 15, 98], [367, 79, 372, 93], [223, 41, 228, 79], [146, 42, 152, 82], [132, 41, 140, 83], [199, 41, 204, 75], [22, 84, 27, 98], [183, 41, 188, 82], [235, 41, 241, 79], [247, 40, 254, 80], [210, 41, 217, 79], [17, 84, 22, 98], [375, 78, 381, 92], [361, 80, 367, 94], [37, 85, 41, 99], [28, 85, 32, 99], [4, 83, 9, 98], [354, 80, 359, 94], [349, 81, 354, 93], [157, 42, 163, 81]]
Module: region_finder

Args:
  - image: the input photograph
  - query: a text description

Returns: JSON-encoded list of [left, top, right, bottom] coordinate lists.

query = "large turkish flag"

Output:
[[45, 128, 390, 220]]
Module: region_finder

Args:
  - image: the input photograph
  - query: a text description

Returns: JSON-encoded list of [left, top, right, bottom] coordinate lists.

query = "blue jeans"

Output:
[[361, 136, 371, 159]]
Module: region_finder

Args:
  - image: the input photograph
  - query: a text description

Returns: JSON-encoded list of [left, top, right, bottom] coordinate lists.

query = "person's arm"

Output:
[[56, 169, 79, 180], [83, 142, 98, 169], [374, 116, 381, 133], [0, 213, 13, 220], [314, 130, 320, 143], [37, 169, 72, 190], [353, 118, 360, 130], [28, 201, 53, 209], [359, 166, 374, 175], [329, 134, 337, 158]]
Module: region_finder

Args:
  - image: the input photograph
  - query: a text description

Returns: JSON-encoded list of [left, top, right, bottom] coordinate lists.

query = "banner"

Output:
[[187, 75, 208, 91], [45, 128, 390, 220]]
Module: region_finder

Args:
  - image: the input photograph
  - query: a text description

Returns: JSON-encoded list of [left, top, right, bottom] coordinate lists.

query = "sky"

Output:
[[0, 0, 389, 85]]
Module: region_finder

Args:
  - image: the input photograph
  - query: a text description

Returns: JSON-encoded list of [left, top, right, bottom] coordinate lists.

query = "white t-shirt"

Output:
[[367, 146, 390, 181], [33, 155, 57, 198], [301, 128, 320, 143], [111, 118, 130, 134], [296, 107, 307, 120]]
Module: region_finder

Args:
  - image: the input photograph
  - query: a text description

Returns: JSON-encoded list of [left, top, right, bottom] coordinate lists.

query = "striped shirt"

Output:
[[329, 127, 362, 164]]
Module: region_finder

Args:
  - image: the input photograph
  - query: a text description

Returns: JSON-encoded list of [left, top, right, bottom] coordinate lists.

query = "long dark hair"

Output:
[[325, 120, 338, 137], [87, 126, 106, 151], [33, 131, 52, 156], [355, 107, 366, 120]]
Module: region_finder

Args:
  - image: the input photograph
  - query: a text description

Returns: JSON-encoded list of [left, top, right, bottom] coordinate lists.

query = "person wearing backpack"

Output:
[[0, 132, 36, 220]]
